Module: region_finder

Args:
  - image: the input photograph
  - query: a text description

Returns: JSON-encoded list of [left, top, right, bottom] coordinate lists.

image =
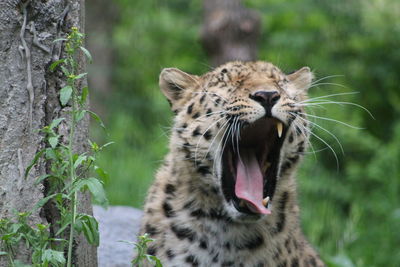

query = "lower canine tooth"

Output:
[[239, 200, 245, 207], [277, 122, 283, 138], [262, 197, 270, 207]]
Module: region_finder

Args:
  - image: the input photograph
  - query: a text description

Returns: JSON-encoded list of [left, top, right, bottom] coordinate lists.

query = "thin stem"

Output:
[[7, 246, 15, 267], [67, 59, 77, 267]]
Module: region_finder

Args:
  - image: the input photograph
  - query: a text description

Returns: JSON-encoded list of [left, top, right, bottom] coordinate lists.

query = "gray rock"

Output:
[[93, 205, 143, 267]]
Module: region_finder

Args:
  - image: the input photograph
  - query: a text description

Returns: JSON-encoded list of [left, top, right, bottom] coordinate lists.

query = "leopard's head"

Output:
[[160, 61, 313, 221]]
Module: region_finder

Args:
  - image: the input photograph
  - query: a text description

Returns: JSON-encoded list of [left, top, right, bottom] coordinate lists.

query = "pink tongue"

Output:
[[235, 149, 271, 215]]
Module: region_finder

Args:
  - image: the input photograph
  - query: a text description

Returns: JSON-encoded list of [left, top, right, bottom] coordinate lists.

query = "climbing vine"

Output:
[[0, 27, 109, 267]]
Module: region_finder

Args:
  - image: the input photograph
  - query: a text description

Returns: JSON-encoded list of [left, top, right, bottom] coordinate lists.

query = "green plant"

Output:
[[130, 234, 162, 267], [0, 27, 109, 266], [0, 213, 65, 267]]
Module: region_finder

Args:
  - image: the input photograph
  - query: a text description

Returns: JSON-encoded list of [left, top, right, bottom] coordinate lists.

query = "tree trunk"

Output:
[[201, 0, 261, 66], [86, 0, 117, 95], [86, 0, 118, 117], [0, 0, 96, 266]]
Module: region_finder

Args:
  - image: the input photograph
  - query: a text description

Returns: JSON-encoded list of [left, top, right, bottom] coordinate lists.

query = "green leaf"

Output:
[[76, 214, 99, 246], [326, 254, 355, 267], [1, 233, 15, 241], [41, 249, 66, 265], [74, 217, 83, 233], [85, 178, 108, 206], [94, 166, 109, 183], [32, 193, 57, 211], [86, 110, 106, 130], [60, 86, 72, 106], [53, 38, 67, 43], [0, 251, 8, 255], [34, 174, 51, 185], [88, 140, 99, 151], [100, 141, 115, 150], [25, 149, 45, 178], [80, 46, 92, 63], [48, 136, 59, 148], [80, 86, 89, 105], [49, 118, 65, 130], [74, 72, 87, 80], [45, 148, 57, 160], [55, 220, 71, 236], [40, 125, 51, 134], [60, 65, 70, 76], [49, 59, 65, 72], [75, 110, 86, 122], [74, 154, 87, 169], [36, 223, 48, 232], [147, 255, 163, 267], [71, 178, 108, 206], [13, 260, 31, 267], [48, 238, 67, 243]]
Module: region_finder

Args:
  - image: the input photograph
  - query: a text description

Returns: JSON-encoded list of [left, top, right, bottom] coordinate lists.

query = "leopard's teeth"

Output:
[[239, 200, 245, 208], [262, 196, 270, 207], [276, 122, 283, 138]]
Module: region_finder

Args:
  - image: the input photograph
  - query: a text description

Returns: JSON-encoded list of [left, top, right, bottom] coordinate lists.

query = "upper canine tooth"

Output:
[[277, 122, 283, 138]]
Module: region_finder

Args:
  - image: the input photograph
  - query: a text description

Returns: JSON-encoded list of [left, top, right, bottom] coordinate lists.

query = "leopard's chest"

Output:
[[158, 215, 281, 267]]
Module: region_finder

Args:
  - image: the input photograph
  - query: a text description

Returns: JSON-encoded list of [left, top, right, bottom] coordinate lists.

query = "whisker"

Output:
[[193, 110, 227, 122], [204, 120, 229, 162], [231, 117, 238, 154], [296, 101, 374, 119], [310, 74, 345, 86], [198, 61, 215, 71], [309, 82, 348, 90], [213, 119, 234, 175], [291, 119, 317, 160], [297, 112, 364, 129], [298, 121, 340, 171], [303, 104, 328, 111], [297, 147, 330, 155], [294, 113, 344, 155], [236, 119, 243, 166], [299, 92, 359, 104], [215, 121, 233, 175], [194, 116, 226, 165]]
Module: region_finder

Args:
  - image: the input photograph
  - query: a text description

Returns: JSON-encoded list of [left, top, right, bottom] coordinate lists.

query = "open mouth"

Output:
[[221, 117, 287, 216]]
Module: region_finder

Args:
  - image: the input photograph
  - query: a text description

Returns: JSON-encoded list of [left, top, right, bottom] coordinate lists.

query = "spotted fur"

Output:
[[139, 61, 325, 266]]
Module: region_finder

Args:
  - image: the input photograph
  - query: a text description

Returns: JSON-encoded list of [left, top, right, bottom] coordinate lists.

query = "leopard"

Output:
[[138, 61, 325, 267]]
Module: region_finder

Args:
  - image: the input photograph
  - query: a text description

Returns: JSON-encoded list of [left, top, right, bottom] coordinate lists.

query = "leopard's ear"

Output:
[[287, 67, 314, 92], [159, 68, 199, 108]]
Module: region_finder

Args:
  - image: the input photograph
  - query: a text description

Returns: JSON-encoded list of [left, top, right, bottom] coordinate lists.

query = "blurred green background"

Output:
[[87, 0, 400, 266]]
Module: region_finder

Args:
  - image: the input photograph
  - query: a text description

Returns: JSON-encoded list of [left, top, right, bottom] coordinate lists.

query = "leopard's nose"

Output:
[[249, 91, 280, 106]]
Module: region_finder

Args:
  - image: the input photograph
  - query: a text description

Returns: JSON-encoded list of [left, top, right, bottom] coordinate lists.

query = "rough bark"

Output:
[[201, 0, 261, 66], [0, 0, 96, 266]]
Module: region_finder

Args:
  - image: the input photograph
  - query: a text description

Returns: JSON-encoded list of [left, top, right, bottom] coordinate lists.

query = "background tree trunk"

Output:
[[0, 0, 96, 266], [201, 0, 261, 67], [86, 0, 118, 117]]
